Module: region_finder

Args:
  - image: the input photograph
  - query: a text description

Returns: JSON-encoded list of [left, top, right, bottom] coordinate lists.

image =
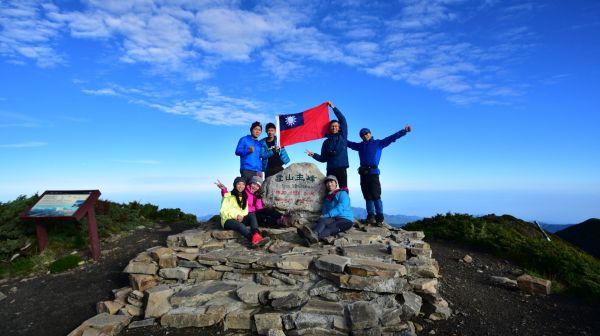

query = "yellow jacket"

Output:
[[220, 192, 249, 227]]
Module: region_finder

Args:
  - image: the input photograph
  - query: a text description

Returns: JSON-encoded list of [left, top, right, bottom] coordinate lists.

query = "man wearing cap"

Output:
[[306, 101, 350, 188], [236, 121, 264, 182], [260, 122, 290, 178], [348, 125, 412, 226]]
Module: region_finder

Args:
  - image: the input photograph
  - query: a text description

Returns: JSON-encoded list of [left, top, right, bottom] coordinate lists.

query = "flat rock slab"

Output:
[[144, 285, 175, 318], [67, 313, 131, 336], [342, 232, 384, 245], [294, 312, 334, 329], [276, 255, 314, 270], [301, 298, 345, 316], [228, 252, 264, 264], [314, 255, 351, 273], [128, 318, 155, 329], [236, 284, 271, 304], [347, 301, 378, 330], [224, 307, 259, 330], [254, 312, 283, 335], [341, 245, 390, 260], [271, 291, 309, 310], [346, 258, 407, 278], [159, 267, 190, 280], [123, 261, 158, 275], [409, 278, 438, 294], [161, 305, 226, 328], [337, 274, 409, 293], [171, 281, 237, 306]]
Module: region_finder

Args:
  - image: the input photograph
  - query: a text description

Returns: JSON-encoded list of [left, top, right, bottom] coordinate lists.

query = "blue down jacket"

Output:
[[235, 135, 263, 172], [321, 189, 353, 221], [347, 129, 407, 175]]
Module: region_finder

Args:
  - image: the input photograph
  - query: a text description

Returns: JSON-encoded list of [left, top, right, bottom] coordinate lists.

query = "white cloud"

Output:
[[1, 1, 536, 105], [78, 83, 269, 126], [82, 88, 117, 96], [396, 0, 461, 29], [135, 86, 269, 125], [0, 141, 47, 148], [0, 1, 64, 67]]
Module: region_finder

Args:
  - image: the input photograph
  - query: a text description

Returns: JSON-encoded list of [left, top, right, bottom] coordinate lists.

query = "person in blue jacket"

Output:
[[299, 175, 353, 244], [260, 122, 290, 178], [306, 101, 349, 188], [236, 121, 264, 182], [348, 125, 412, 225]]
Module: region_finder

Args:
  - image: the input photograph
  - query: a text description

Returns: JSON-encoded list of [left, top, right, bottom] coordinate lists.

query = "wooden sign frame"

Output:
[[21, 190, 102, 260]]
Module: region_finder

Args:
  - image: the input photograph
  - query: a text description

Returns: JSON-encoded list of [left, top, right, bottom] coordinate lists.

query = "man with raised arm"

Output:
[[348, 125, 412, 226], [306, 101, 350, 188]]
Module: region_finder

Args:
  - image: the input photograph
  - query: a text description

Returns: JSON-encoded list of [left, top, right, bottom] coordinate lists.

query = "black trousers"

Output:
[[327, 167, 348, 189], [360, 174, 381, 200], [255, 207, 283, 227], [223, 213, 258, 240]]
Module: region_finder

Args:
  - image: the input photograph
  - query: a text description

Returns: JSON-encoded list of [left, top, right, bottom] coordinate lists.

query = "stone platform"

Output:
[[69, 221, 450, 336]]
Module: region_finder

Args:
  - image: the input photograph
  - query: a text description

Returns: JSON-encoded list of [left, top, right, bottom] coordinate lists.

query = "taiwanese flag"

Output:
[[278, 102, 330, 147]]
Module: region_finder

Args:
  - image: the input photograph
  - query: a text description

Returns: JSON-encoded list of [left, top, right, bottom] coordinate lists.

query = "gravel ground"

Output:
[[1, 226, 598, 336]]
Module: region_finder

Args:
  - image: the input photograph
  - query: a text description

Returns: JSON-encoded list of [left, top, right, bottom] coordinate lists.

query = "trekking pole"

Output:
[[534, 221, 552, 242]]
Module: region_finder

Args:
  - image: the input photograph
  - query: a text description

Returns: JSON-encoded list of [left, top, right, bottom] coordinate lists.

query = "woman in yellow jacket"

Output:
[[220, 177, 270, 247]]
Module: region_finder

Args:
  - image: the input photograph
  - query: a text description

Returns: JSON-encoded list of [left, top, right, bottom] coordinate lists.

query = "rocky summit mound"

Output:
[[68, 220, 449, 336]]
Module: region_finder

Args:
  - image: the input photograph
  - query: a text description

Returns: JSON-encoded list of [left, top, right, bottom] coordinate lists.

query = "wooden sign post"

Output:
[[21, 190, 102, 260]]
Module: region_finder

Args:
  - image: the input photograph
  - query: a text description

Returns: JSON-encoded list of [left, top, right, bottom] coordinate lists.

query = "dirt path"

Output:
[[1, 226, 598, 336], [0, 222, 193, 336]]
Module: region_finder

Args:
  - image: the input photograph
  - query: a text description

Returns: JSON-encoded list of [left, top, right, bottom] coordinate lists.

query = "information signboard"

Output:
[[26, 191, 92, 217], [21, 190, 102, 260]]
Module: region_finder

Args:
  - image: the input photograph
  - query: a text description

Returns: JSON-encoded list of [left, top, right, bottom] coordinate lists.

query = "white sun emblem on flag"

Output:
[[285, 115, 297, 127]]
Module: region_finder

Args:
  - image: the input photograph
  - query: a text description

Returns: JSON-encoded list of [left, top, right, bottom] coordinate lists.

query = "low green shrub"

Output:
[[49, 255, 82, 273]]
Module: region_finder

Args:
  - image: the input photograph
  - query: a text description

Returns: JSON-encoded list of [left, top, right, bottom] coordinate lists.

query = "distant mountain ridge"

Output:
[[198, 208, 422, 227], [555, 218, 600, 259], [352, 207, 422, 226], [539, 222, 575, 233]]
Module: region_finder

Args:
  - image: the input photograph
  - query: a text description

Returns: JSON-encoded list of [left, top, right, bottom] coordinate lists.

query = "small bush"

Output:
[[49, 255, 82, 273]]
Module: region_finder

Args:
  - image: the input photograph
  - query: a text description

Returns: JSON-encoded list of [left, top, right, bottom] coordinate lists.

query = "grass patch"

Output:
[[49, 255, 82, 273], [0, 258, 35, 278], [404, 213, 600, 298]]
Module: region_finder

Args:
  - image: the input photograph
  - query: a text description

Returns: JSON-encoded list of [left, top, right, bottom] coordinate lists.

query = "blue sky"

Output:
[[1, 0, 599, 224]]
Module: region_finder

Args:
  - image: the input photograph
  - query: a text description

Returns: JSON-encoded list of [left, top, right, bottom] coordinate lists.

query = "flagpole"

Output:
[[276, 114, 281, 147]]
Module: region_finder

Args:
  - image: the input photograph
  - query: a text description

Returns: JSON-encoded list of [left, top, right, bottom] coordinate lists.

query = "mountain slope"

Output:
[[556, 218, 600, 259], [404, 213, 600, 297]]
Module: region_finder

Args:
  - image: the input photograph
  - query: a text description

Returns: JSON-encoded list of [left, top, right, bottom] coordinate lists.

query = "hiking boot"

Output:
[[251, 232, 270, 247], [375, 214, 385, 227], [366, 214, 376, 225], [300, 225, 319, 245]]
